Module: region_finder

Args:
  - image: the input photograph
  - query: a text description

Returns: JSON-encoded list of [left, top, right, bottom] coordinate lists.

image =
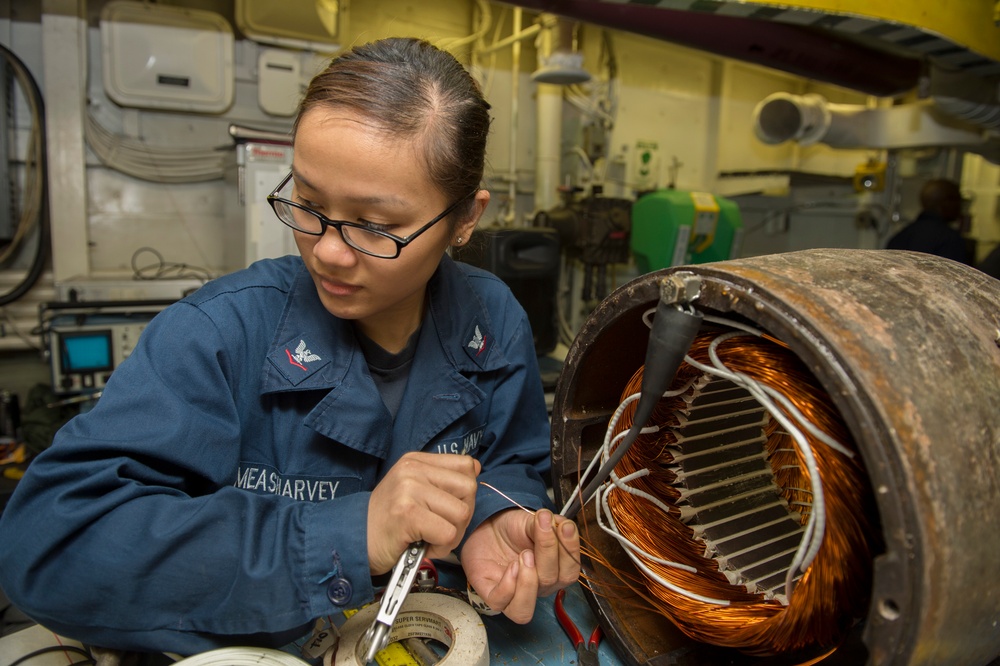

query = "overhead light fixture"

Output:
[[532, 17, 591, 85]]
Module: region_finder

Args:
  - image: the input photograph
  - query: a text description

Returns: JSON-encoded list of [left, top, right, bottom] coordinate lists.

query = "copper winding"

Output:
[[584, 328, 878, 657]]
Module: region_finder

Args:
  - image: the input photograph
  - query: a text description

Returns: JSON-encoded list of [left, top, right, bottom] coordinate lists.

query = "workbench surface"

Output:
[[484, 581, 625, 665]]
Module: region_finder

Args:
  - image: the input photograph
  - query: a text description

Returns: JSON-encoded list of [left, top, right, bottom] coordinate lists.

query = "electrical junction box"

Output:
[[236, 0, 349, 52], [633, 140, 660, 192], [224, 140, 296, 271], [258, 48, 301, 117], [630, 189, 744, 272], [100, 1, 234, 113]]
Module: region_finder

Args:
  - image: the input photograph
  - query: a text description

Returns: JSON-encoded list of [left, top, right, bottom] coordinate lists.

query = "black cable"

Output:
[[130, 246, 214, 282], [562, 297, 703, 518], [0, 41, 48, 307], [7, 644, 94, 666]]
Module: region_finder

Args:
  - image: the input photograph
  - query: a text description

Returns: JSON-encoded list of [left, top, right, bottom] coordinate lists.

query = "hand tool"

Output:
[[555, 588, 603, 666], [361, 541, 428, 663]]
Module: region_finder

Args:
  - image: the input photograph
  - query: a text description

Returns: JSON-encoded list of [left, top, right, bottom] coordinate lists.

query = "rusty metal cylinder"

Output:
[[551, 248, 1000, 665]]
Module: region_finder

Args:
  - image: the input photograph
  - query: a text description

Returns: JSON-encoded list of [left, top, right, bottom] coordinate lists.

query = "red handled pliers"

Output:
[[555, 588, 603, 666]]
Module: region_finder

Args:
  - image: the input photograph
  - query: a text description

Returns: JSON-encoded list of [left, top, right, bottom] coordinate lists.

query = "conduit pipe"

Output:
[[533, 14, 576, 213], [503, 7, 523, 224], [477, 21, 541, 55]]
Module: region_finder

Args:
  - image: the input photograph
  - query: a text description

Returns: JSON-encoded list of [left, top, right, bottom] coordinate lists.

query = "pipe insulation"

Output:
[[535, 83, 563, 213]]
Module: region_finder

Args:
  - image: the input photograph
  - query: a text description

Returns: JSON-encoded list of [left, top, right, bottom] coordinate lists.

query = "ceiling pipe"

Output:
[[505, 0, 922, 97], [478, 21, 542, 55]]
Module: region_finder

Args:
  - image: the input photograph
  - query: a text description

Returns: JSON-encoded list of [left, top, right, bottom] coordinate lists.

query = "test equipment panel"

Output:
[[42, 302, 171, 396]]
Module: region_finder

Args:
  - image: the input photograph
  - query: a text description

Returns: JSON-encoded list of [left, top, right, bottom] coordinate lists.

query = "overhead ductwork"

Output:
[[929, 68, 1000, 131], [751, 88, 1000, 163]]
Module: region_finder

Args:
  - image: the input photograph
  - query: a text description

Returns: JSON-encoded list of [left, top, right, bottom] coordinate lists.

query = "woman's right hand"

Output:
[[367, 452, 481, 575]]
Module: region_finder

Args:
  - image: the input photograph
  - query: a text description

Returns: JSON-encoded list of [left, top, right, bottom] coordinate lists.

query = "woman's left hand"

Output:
[[461, 508, 581, 623]]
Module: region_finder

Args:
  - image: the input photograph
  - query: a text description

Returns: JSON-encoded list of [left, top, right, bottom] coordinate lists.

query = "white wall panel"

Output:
[[86, 169, 228, 277]]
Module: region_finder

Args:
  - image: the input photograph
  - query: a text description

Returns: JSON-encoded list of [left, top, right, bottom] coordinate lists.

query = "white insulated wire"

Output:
[[692, 329, 829, 599], [573, 308, 851, 604], [597, 479, 731, 606], [559, 373, 699, 517]]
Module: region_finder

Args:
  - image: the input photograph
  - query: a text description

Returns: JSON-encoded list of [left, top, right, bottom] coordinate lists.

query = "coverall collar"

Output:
[[259, 256, 509, 458]]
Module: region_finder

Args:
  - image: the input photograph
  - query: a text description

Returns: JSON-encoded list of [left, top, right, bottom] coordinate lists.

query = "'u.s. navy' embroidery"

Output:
[[432, 425, 486, 456]]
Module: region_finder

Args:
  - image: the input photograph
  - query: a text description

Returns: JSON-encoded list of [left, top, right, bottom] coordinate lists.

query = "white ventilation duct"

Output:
[[752, 91, 1000, 163], [751, 92, 869, 146]]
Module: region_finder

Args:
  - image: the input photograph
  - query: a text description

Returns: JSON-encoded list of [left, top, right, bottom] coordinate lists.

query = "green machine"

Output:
[[630, 189, 744, 272]]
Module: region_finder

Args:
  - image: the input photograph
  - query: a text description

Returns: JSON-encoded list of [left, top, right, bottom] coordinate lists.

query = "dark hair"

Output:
[[294, 37, 491, 227], [920, 178, 962, 220]]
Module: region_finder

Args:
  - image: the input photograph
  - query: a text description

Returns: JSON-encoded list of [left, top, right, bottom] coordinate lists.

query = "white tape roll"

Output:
[[334, 593, 489, 666], [174, 647, 309, 666]]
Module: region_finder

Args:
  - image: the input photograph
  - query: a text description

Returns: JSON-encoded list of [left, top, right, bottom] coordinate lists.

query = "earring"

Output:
[[456, 236, 464, 244]]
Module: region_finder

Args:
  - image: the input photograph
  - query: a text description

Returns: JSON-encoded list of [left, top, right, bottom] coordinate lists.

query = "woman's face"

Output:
[[290, 108, 483, 346]]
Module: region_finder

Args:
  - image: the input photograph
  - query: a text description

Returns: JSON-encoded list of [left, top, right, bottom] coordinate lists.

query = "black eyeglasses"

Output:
[[267, 171, 475, 259]]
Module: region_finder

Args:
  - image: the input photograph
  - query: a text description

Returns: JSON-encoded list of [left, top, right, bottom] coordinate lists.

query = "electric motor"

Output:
[[551, 248, 1000, 665]]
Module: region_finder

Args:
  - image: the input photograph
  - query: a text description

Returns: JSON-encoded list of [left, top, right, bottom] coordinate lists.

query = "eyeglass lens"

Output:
[[272, 179, 399, 258]]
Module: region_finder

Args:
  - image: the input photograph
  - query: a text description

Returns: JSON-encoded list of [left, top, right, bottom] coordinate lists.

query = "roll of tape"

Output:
[[174, 647, 309, 666], [334, 593, 488, 666]]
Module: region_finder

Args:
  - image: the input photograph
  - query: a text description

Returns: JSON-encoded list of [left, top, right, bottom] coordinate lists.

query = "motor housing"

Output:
[[551, 248, 1000, 665]]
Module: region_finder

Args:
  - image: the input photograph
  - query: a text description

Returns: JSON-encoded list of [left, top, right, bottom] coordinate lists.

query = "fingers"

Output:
[[505, 550, 540, 623], [395, 452, 480, 500], [532, 510, 581, 597], [554, 516, 582, 589], [464, 509, 582, 624], [367, 453, 480, 573], [391, 475, 469, 558], [477, 550, 539, 624], [531, 510, 559, 589]]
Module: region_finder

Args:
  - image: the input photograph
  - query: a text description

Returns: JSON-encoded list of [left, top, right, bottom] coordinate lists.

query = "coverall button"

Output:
[[326, 577, 353, 606]]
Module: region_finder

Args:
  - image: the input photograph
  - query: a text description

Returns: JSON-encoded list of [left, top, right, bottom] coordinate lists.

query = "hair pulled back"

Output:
[[295, 38, 491, 222]]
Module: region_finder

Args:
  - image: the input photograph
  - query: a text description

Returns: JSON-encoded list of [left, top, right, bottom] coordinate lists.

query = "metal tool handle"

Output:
[[362, 541, 428, 663]]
